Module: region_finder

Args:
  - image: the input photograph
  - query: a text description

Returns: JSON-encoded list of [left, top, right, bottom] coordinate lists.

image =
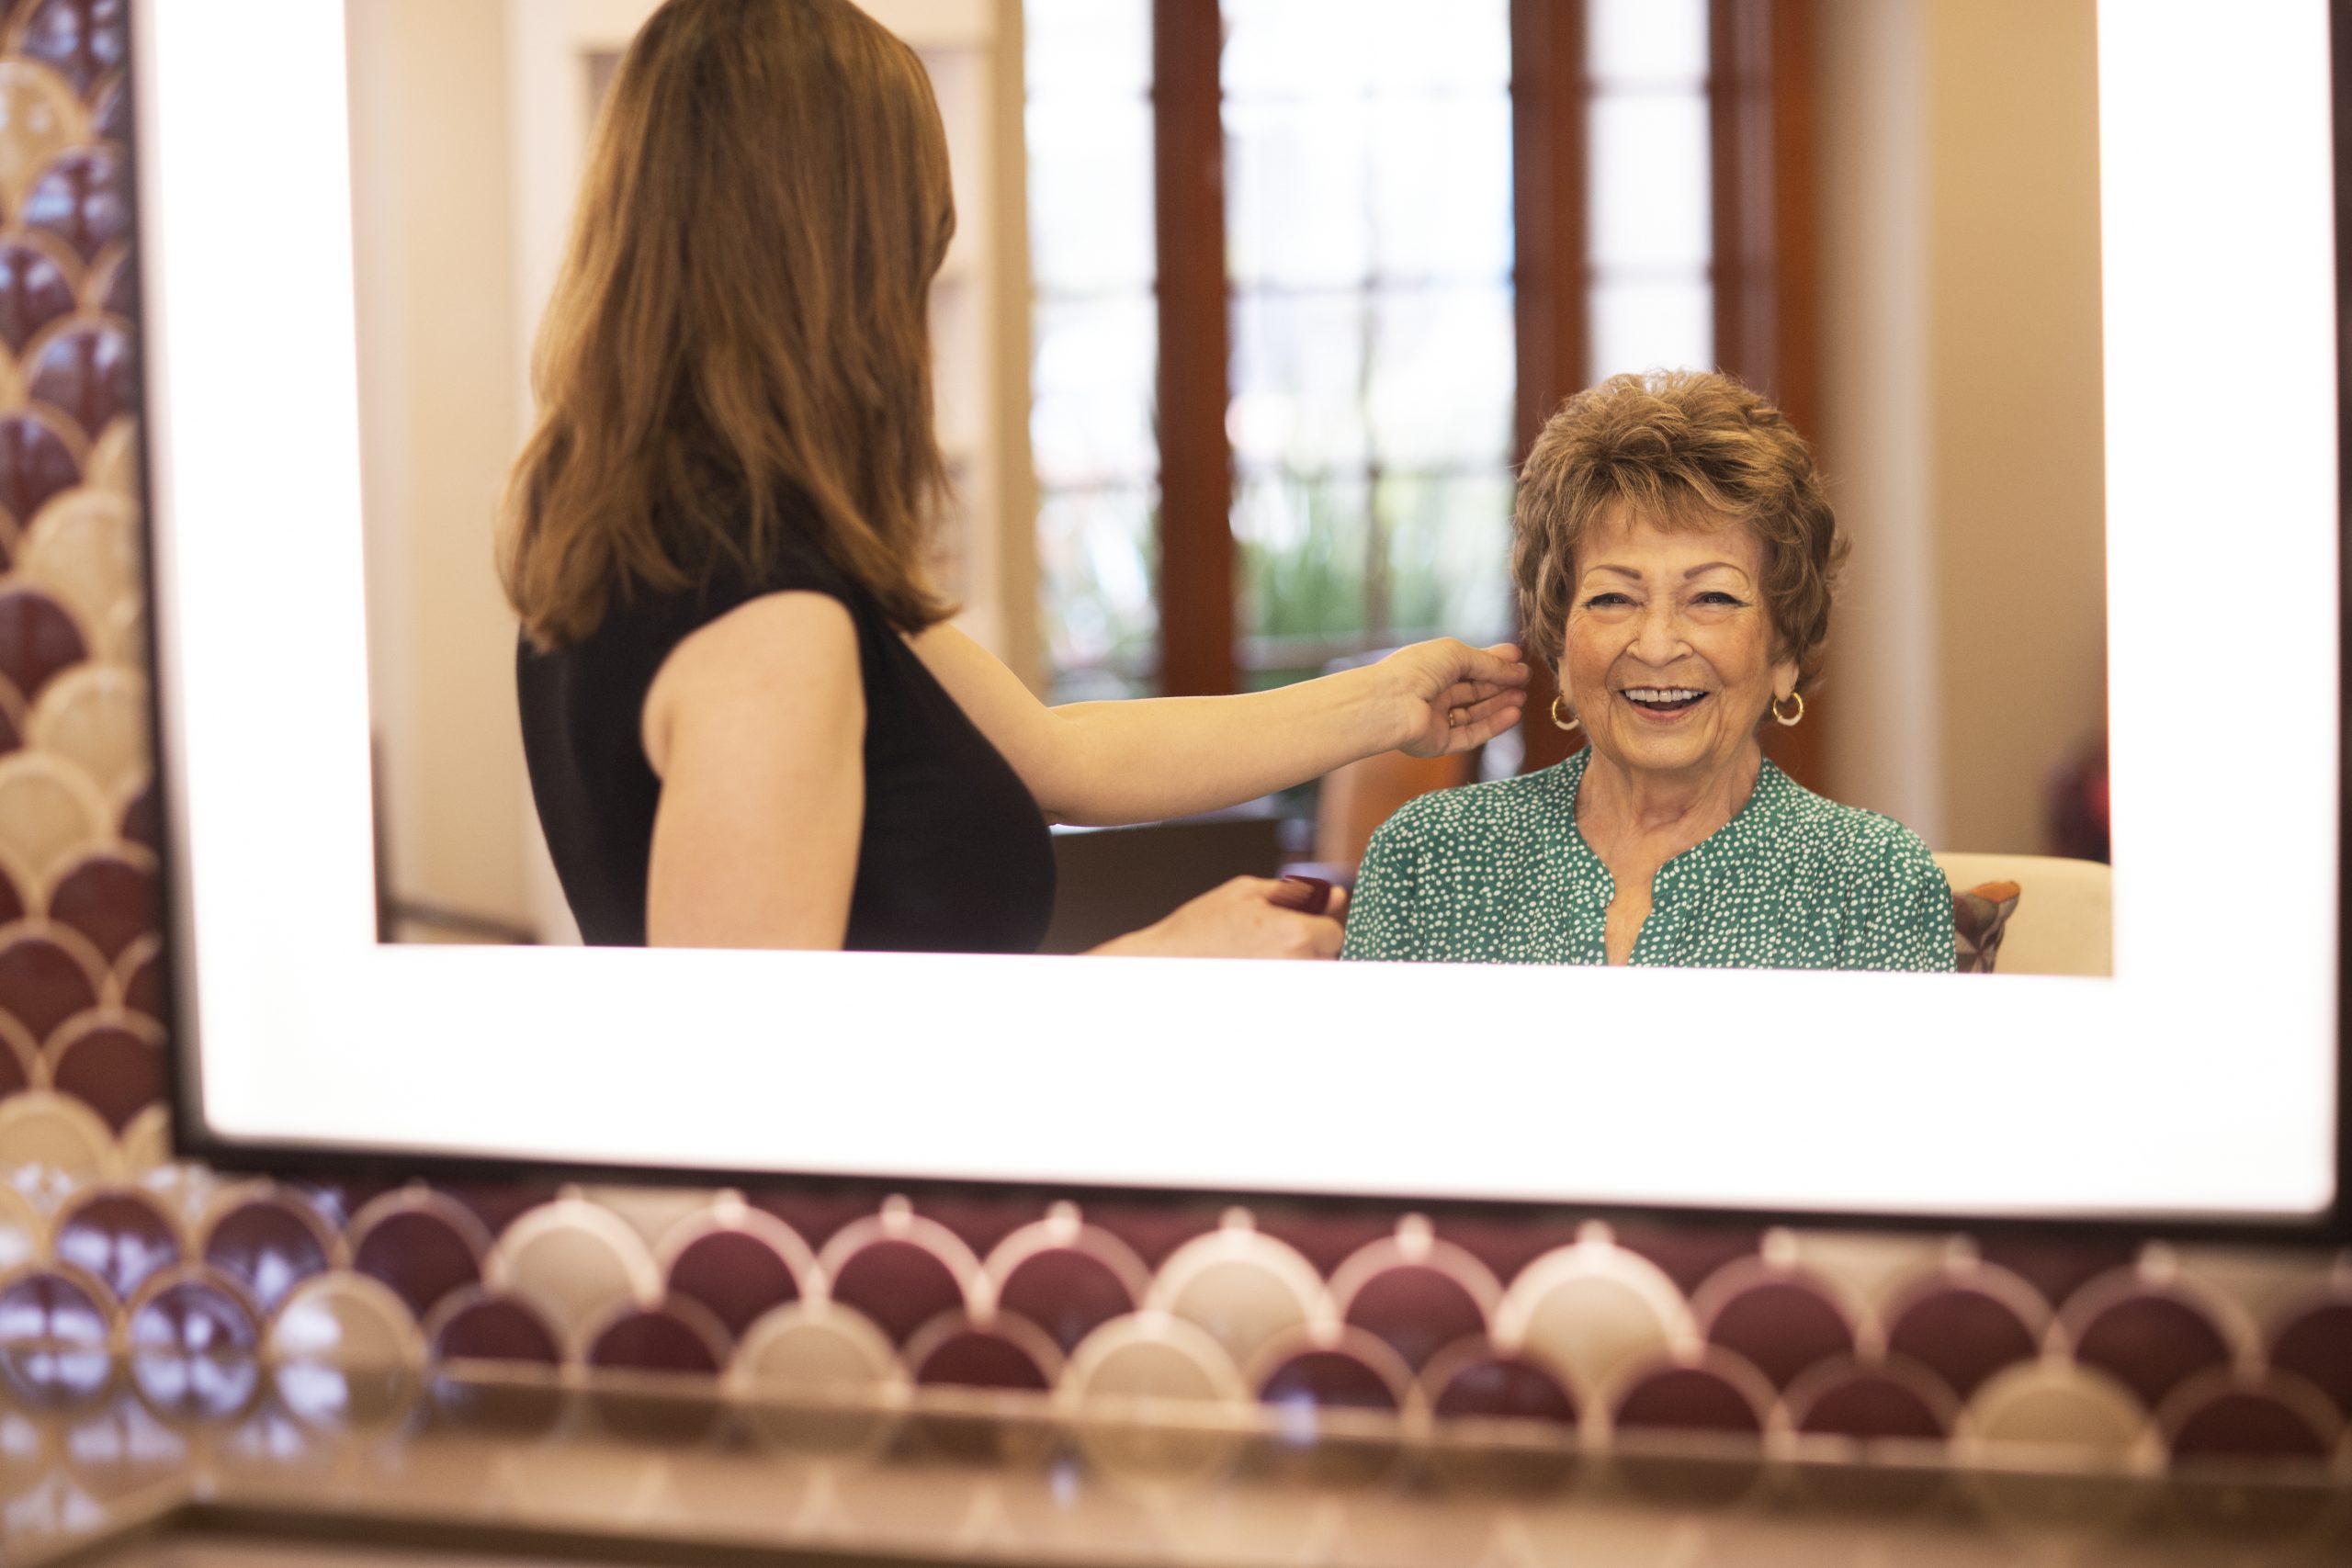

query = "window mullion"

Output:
[[1151, 0, 1236, 697]]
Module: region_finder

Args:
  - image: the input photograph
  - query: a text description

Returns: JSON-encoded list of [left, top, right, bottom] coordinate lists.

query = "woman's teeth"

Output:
[[1624, 687, 1706, 711]]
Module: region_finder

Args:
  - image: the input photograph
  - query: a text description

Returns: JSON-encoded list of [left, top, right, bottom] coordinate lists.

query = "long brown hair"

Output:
[[500, 0, 957, 648]]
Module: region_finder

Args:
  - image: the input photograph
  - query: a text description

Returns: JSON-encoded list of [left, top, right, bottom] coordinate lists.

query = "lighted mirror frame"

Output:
[[137, 0, 2346, 1231]]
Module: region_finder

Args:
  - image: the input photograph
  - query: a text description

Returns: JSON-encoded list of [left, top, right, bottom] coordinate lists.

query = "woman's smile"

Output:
[[1619, 685, 1711, 717]]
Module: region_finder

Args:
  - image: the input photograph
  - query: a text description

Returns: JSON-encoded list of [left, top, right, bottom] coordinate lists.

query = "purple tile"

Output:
[[745, 1190, 874, 1254], [2168, 1388, 2331, 1464], [1078, 1199, 1230, 1270], [0, 580, 87, 700], [202, 1198, 330, 1313], [1259, 1349, 1397, 1413], [0, 930, 98, 1043], [1611, 1225, 1764, 1299], [0, 1024, 28, 1098], [914, 1328, 1051, 1393], [127, 1276, 259, 1421], [2072, 1292, 2232, 1412], [1705, 1279, 1853, 1392], [1343, 1265, 1487, 1372], [26, 317, 131, 442], [2267, 1301, 2352, 1420], [666, 1228, 800, 1340], [1430, 1354, 1577, 1427], [118, 776, 157, 852], [352, 1208, 481, 1318], [17, 0, 128, 99], [115, 941, 162, 1020], [1795, 1369, 1947, 1441], [1613, 1364, 1763, 1437], [1254, 1212, 1396, 1278], [828, 1239, 965, 1348], [994, 1246, 1133, 1356], [52, 1189, 177, 1301], [911, 1196, 1039, 1260], [47, 1018, 159, 1132], [20, 144, 127, 263], [1886, 1286, 2039, 1401], [433, 1180, 560, 1240], [1972, 1237, 2132, 1315], [586, 1303, 726, 1376], [0, 1269, 111, 1406], [432, 1294, 560, 1366], [0, 240, 75, 355]]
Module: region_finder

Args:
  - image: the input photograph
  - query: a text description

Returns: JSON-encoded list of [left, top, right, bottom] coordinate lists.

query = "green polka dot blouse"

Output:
[[1340, 747, 1957, 971]]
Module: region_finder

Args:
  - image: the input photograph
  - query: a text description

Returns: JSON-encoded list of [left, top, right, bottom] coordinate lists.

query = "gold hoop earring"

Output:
[[1772, 691, 1804, 728], [1549, 694, 1581, 732]]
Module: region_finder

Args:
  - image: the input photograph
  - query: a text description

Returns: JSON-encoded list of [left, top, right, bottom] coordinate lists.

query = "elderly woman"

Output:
[[1341, 370, 1952, 970]]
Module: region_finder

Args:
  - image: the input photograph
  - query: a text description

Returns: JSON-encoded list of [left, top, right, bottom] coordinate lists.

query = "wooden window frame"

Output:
[[1142, 0, 1821, 786]]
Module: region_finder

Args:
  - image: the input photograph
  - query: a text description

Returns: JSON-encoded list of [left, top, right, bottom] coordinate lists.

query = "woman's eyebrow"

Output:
[[1684, 561, 1750, 580]]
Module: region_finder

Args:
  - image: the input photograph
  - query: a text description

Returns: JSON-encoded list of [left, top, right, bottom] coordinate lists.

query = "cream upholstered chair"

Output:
[[1932, 852, 2112, 977]]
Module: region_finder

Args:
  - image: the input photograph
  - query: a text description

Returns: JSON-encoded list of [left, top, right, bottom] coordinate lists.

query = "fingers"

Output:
[[1451, 640, 1532, 688]]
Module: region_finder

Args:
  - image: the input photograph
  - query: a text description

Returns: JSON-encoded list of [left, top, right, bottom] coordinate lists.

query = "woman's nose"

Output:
[[1628, 603, 1686, 663]]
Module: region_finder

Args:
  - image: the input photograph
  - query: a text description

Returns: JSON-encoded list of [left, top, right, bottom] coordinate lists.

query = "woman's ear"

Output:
[[1772, 654, 1801, 703]]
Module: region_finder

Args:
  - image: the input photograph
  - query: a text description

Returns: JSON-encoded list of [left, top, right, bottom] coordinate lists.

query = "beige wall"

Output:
[[348, 0, 532, 928], [1815, 0, 2108, 854]]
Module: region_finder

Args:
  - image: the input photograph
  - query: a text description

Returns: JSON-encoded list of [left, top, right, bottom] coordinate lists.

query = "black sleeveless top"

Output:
[[516, 537, 1056, 952]]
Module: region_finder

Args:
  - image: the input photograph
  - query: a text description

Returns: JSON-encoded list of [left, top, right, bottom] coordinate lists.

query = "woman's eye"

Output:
[[1583, 592, 1634, 608], [1694, 592, 1747, 607]]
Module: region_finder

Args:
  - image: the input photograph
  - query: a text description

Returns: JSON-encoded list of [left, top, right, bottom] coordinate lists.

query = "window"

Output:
[[1023, 0, 1815, 786]]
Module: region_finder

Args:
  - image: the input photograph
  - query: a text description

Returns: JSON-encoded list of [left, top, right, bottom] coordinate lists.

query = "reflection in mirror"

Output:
[[352, 0, 2110, 975]]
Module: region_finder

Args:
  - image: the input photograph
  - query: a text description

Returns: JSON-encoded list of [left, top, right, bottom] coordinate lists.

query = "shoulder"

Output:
[[1367, 764, 1568, 853], [643, 591, 862, 776], [664, 589, 859, 688], [1768, 769, 1944, 886]]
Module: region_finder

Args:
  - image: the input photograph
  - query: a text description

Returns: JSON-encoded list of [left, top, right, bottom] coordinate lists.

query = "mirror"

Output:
[[137, 0, 2344, 1228]]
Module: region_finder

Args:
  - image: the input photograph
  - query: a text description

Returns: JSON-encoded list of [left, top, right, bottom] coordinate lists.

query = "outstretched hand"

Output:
[[1379, 638, 1531, 759]]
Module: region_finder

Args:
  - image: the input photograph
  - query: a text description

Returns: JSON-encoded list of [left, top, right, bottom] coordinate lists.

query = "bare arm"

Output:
[[632, 592, 1351, 959], [640, 592, 864, 948], [910, 624, 1527, 826]]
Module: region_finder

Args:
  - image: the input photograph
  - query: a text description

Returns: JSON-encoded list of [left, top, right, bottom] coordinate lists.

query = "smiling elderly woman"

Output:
[[1340, 370, 1954, 971]]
